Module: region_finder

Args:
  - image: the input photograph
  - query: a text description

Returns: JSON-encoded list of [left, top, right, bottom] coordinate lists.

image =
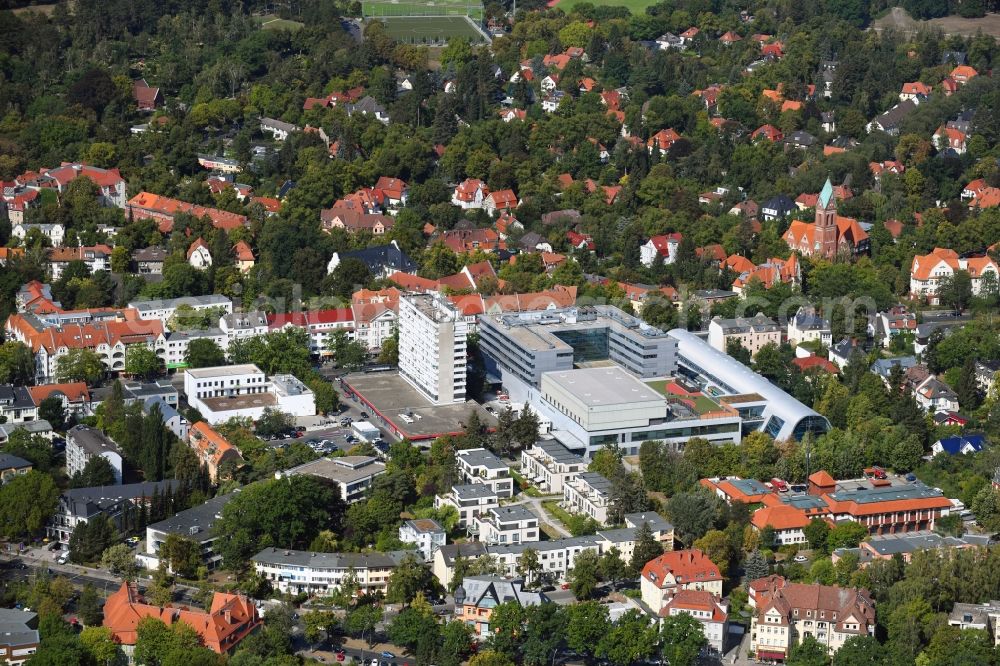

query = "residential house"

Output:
[[647, 128, 681, 155], [866, 100, 918, 135], [187, 238, 212, 270], [661, 590, 730, 654], [188, 421, 242, 483], [975, 360, 1000, 395], [914, 375, 960, 414], [640, 233, 683, 267], [947, 602, 1000, 646], [127, 192, 247, 233], [0, 453, 32, 484], [640, 549, 724, 613], [484, 189, 519, 216], [276, 455, 386, 504], [454, 577, 547, 639], [899, 82, 932, 101], [0, 609, 39, 665], [909, 248, 999, 304], [328, 241, 417, 278], [787, 306, 832, 346], [47, 480, 178, 545], [351, 288, 399, 351], [103, 582, 260, 656], [456, 448, 513, 498], [0, 386, 37, 424], [133, 247, 168, 275], [472, 505, 539, 545], [233, 241, 255, 273], [11, 223, 65, 247], [934, 125, 967, 154], [708, 314, 781, 355], [260, 117, 299, 141], [452, 179, 490, 209], [520, 440, 586, 494], [435, 484, 500, 528], [142, 492, 236, 572], [563, 472, 612, 526], [399, 519, 446, 561], [132, 79, 163, 111], [748, 577, 876, 661], [66, 425, 122, 484], [752, 124, 784, 143], [869, 306, 917, 347], [761, 194, 795, 220], [931, 434, 986, 457]]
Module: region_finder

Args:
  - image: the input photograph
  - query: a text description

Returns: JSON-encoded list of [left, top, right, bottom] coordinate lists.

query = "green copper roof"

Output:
[[818, 178, 834, 209]]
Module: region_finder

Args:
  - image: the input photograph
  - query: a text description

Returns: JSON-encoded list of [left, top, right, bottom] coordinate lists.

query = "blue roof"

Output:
[[936, 434, 986, 455], [818, 178, 834, 209]]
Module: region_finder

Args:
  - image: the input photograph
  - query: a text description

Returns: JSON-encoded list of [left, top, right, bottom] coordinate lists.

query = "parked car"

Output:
[[336, 653, 346, 662], [382, 652, 396, 660], [360, 412, 370, 419]]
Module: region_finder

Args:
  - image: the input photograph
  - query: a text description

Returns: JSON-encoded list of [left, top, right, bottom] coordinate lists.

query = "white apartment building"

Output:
[[162, 329, 228, 370], [66, 425, 123, 484], [563, 471, 612, 526], [520, 440, 586, 493], [398, 293, 468, 405], [128, 295, 233, 326], [472, 505, 539, 545], [277, 455, 385, 504], [456, 447, 514, 498], [398, 519, 447, 561], [183, 364, 316, 423], [910, 248, 999, 304], [435, 484, 499, 527], [252, 547, 406, 595], [219, 311, 269, 343], [708, 314, 781, 355]]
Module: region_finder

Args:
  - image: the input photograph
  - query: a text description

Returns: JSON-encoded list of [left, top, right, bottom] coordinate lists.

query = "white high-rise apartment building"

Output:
[[398, 294, 468, 405]]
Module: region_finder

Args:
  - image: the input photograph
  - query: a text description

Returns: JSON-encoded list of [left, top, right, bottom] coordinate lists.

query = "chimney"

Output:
[[224, 609, 232, 623]]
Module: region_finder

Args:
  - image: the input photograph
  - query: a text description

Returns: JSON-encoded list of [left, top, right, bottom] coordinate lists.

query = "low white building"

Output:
[[435, 484, 499, 528], [519, 440, 586, 494], [398, 518, 447, 561], [456, 448, 513, 498], [787, 307, 832, 347], [129, 295, 233, 325], [252, 547, 406, 595], [11, 223, 65, 247], [183, 365, 316, 424], [142, 492, 235, 572], [472, 505, 539, 545], [562, 471, 612, 526]]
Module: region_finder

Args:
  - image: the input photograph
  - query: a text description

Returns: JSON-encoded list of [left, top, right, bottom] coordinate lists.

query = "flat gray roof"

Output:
[[575, 471, 612, 494], [457, 448, 508, 470], [533, 439, 584, 464], [452, 483, 499, 500], [200, 393, 277, 411], [252, 546, 407, 569], [282, 456, 385, 484], [542, 367, 663, 407], [488, 505, 536, 521], [185, 364, 263, 378], [343, 372, 496, 441], [147, 492, 236, 540]]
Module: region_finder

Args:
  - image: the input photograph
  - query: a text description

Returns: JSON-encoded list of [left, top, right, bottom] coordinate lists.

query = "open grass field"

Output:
[[253, 14, 305, 31], [374, 15, 488, 44], [551, 0, 659, 14], [363, 0, 484, 21], [10, 1, 73, 16], [872, 7, 1000, 38]]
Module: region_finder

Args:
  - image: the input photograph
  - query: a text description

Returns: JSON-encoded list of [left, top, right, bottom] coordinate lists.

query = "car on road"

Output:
[[793, 554, 809, 563], [360, 412, 369, 419], [336, 652, 346, 662], [485, 406, 496, 415], [381, 652, 396, 660], [370, 659, 378, 666], [560, 583, 570, 590]]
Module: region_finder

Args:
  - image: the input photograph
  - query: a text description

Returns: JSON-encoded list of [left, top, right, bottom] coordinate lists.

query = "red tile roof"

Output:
[[641, 549, 721, 590]]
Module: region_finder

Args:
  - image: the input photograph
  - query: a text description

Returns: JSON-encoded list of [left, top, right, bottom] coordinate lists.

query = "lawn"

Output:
[[375, 16, 487, 44], [363, 0, 484, 21], [553, 0, 660, 14], [254, 14, 305, 31]]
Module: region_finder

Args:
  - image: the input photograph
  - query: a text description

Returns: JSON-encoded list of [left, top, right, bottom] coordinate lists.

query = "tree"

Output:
[[597, 610, 658, 666], [77, 584, 103, 626], [0, 470, 59, 538], [184, 338, 227, 369], [303, 610, 340, 647], [744, 550, 769, 588], [57, 349, 105, 384], [345, 604, 381, 646], [70, 516, 119, 564], [693, 530, 732, 576], [79, 626, 120, 665], [0, 341, 35, 385], [125, 345, 162, 380], [38, 396, 66, 431], [254, 408, 294, 438], [937, 270, 973, 313], [599, 547, 628, 589], [955, 356, 981, 411], [439, 620, 475, 666], [565, 601, 610, 659], [517, 547, 541, 587], [158, 534, 202, 579], [804, 518, 831, 552], [468, 651, 516, 666], [386, 553, 432, 604], [667, 490, 720, 547], [488, 601, 526, 658], [787, 634, 829, 666], [832, 635, 881, 665], [826, 522, 868, 552], [521, 603, 567, 666], [629, 521, 664, 574], [659, 613, 707, 666], [70, 456, 117, 488], [568, 549, 601, 600]]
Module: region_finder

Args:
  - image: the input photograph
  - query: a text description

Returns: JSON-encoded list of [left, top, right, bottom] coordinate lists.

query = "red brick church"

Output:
[[783, 179, 869, 259]]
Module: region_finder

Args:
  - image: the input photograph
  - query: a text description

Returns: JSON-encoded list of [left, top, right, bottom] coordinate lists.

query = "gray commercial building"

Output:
[[477, 305, 678, 387]]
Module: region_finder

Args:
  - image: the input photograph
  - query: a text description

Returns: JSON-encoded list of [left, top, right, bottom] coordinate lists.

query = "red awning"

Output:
[[757, 651, 787, 660]]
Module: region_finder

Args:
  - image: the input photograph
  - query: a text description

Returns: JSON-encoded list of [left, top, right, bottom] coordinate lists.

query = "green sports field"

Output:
[[553, 0, 659, 13], [253, 14, 305, 31], [363, 0, 484, 21], [374, 16, 488, 44]]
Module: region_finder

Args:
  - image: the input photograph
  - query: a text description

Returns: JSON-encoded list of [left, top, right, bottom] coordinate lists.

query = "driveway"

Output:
[[509, 495, 570, 538]]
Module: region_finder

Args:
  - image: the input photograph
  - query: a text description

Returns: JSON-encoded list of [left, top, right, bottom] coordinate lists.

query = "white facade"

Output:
[[129, 296, 233, 326], [11, 223, 65, 247], [183, 365, 316, 424], [562, 472, 611, 526], [472, 505, 539, 545], [66, 425, 123, 484], [456, 448, 514, 498], [398, 519, 447, 561], [519, 440, 585, 493], [253, 547, 402, 595], [435, 484, 500, 528], [398, 294, 468, 405]]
